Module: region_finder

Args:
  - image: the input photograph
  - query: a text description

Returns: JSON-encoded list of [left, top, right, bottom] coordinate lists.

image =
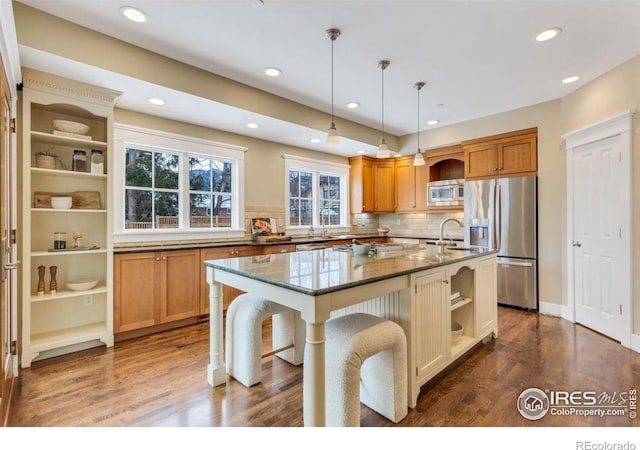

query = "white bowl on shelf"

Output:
[[451, 321, 464, 344], [51, 196, 72, 209], [66, 279, 98, 291], [52, 119, 90, 135]]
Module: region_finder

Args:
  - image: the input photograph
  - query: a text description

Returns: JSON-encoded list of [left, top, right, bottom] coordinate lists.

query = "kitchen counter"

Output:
[[204, 246, 497, 426], [114, 233, 388, 253], [204, 246, 491, 296]]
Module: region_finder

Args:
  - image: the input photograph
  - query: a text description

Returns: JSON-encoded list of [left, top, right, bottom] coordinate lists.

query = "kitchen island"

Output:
[[204, 246, 497, 426]]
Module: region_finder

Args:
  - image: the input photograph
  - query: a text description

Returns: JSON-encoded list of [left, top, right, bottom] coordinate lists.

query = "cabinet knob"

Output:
[[155, 257, 160, 261], [494, 167, 499, 171], [162, 256, 167, 261], [443, 280, 449, 284]]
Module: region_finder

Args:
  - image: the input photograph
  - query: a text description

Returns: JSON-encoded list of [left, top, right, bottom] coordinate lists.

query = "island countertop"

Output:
[[204, 246, 495, 296]]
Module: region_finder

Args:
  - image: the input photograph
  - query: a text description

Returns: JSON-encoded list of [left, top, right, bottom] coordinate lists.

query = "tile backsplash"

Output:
[[378, 211, 464, 239], [244, 207, 464, 239]]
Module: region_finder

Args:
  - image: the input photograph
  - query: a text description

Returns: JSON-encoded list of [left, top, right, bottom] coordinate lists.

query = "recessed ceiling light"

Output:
[[427, 120, 439, 125], [148, 97, 165, 106], [562, 76, 580, 84], [264, 67, 281, 77], [246, 122, 260, 129], [310, 138, 321, 143], [347, 102, 360, 109], [120, 6, 147, 23], [357, 150, 365, 154], [535, 27, 562, 42]]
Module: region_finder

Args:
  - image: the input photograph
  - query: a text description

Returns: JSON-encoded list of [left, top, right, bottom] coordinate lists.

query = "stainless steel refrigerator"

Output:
[[464, 176, 538, 310]]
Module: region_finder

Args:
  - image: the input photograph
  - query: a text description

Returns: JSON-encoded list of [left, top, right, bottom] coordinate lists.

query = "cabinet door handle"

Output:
[[493, 167, 499, 171], [155, 257, 160, 261], [443, 280, 449, 284], [162, 256, 167, 261]]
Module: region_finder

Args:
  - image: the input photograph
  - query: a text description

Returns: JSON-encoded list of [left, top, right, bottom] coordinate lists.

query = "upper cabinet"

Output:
[[426, 144, 464, 183], [349, 156, 396, 213], [462, 128, 537, 180], [20, 69, 121, 367]]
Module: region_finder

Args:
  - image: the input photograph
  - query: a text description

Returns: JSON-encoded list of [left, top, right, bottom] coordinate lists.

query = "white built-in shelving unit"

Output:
[[20, 68, 120, 367]]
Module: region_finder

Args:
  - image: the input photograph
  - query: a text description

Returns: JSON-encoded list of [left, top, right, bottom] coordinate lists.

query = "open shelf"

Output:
[[22, 71, 118, 367], [31, 249, 106, 257], [31, 167, 107, 179], [29, 322, 109, 351], [451, 297, 472, 311], [31, 208, 107, 214], [31, 286, 107, 303], [451, 335, 476, 359], [31, 130, 107, 149]]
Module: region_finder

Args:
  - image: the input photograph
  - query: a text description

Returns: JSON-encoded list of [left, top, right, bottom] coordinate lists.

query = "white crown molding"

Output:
[[562, 110, 635, 149], [0, 1, 22, 96], [21, 67, 122, 106], [114, 122, 248, 154], [282, 153, 350, 170]]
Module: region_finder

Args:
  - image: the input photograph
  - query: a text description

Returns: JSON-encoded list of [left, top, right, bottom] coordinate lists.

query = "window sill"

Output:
[[114, 228, 245, 244]]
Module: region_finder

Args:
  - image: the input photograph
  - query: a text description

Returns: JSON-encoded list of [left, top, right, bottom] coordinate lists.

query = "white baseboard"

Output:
[[539, 301, 562, 317], [630, 333, 640, 353]]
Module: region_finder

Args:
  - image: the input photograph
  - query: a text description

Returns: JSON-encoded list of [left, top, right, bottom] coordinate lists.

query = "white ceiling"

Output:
[[15, 0, 640, 157]]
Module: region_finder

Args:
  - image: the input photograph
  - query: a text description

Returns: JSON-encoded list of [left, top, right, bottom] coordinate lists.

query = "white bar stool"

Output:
[[225, 293, 306, 387], [325, 313, 408, 427]]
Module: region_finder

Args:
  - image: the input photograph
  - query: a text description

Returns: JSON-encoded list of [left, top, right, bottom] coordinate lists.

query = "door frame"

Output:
[[563, 110, 633, 348], [0, 0, 22, 426]]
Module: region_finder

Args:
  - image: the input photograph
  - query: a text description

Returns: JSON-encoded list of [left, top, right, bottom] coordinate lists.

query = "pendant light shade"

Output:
[[325, 28, 341, 145], [413, 81, 426, 166], [376, 60, 390, 158]]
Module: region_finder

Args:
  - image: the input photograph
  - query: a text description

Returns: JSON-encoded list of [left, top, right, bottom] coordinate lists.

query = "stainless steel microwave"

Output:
[[427, 179, 465, 206]]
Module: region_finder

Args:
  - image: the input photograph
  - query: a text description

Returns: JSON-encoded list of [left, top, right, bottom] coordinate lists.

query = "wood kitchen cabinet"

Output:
[[395, 156, 428, 212], [463, 127, 537, 180], [199, 245, 262, 315], [114, 249, 200, 336], [349, 155, 396, 213], [426, 144, 464, 182]]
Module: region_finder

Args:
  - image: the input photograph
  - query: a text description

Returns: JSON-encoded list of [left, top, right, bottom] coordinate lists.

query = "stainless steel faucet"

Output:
[[437, 218, 463, 250]]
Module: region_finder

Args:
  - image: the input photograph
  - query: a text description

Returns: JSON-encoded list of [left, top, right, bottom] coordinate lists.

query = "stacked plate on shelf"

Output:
[[450, 291, 463, 306]]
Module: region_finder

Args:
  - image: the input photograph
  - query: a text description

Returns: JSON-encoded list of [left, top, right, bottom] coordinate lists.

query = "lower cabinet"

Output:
[[413, 268, 449, 385], [199, 246, 262, 315], [409, 254, 497, 407], [114, 249, 200, 337]]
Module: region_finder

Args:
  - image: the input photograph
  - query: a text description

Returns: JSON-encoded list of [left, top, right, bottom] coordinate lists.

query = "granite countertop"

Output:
[[204, 246, 495, 296], [113, 233, 388, 253]]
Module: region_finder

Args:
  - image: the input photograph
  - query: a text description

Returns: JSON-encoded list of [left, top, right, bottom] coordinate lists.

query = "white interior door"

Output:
[[571, 134, 627, 341]]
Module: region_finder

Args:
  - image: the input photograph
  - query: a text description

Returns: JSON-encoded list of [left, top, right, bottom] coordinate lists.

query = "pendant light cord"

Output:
[[417, 84, 420, 152], [331, 37, 334, 123], [381, 64, 385, 140]]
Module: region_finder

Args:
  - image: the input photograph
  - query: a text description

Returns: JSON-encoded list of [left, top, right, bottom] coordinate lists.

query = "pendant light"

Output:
[[413, 82, 426, 166], [376, 60, 390, 158], [325, 28, 341, 145]]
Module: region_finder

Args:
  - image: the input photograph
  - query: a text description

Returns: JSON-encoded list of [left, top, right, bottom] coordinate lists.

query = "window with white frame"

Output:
[[283, 154, 349, 232], [114, 124, 246, 242]]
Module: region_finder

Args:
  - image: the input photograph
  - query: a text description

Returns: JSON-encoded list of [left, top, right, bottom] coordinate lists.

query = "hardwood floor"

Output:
[[7, 307, 640, 427]]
